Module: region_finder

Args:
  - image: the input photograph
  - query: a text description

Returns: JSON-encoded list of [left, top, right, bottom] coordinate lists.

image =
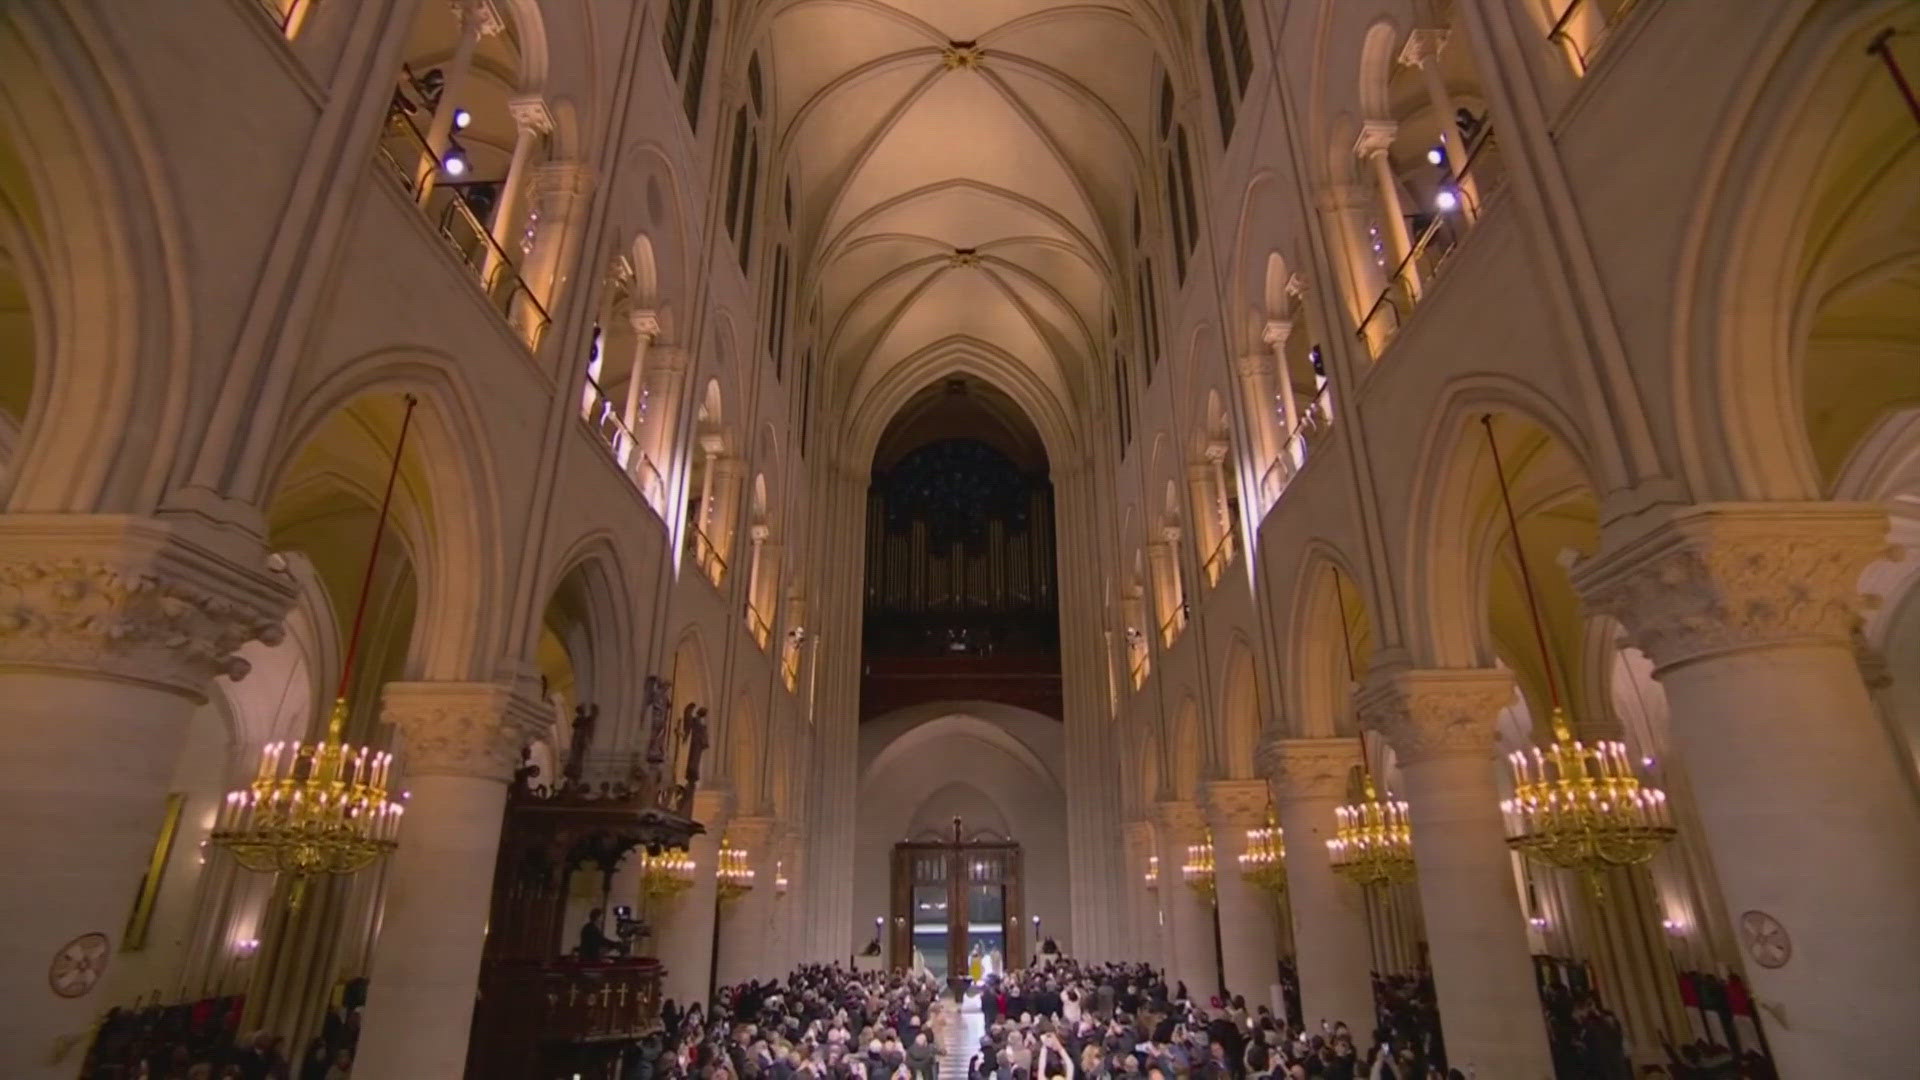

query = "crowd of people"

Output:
[[79, 988, 364, 1079]]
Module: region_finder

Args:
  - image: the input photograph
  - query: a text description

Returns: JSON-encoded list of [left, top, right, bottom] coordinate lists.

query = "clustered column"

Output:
[[1121, 820, 1162, 969], [1359, 668, 1554, 1079], [0, 517, 291, 1080], [714, 814, 776, 986], [1259, 738, 1375, 1034], [1572, 504, 1920, 1078], [1203, 779, 1282, 1009], [656, 786, 733, 1008], [356, 679, 550, 1080]]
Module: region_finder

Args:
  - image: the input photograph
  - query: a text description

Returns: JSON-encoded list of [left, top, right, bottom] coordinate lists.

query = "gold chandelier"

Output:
[[1323, 569, 1416, 889], [1480, 415, 1676, 888], [1238, 812, 1287, 896], [1181, 835, 1216, 901], [716, 841, 756, 901], [639, 848, 696, 898], [1327, 768, 1416, 887], [210, 395, 419, 908]]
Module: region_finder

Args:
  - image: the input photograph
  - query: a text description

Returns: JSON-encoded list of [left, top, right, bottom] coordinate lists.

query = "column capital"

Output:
[[628, 308, 662, 339], [1261, 319, 1293, 348], [454, 0, 506, 38], [1314, 182, 1372, 213], [1123, 819, 1156, 848], [645, 345, 691, 376], [1357, 667, 1514, 767], [383, 680, 551, 782], [1153, 799, 1207, 839], [1236, 353, 1275, 380], [725, 814, 776, 849], [1354, 120, 1399, 158], [1398, 27, 1449, 68], [691, 784, 736, 830], [1202, 778, 1271, 829], [749, 523, 772, 544], [1157, 524, 1182, 546], [507, 94, 554, 136], [1202, 442, 1230, 466], [1570, 503, 1891, 670], [0, 514, 294, 698], [1259, 737, 1360, 801], [531, 160, 596, 202]]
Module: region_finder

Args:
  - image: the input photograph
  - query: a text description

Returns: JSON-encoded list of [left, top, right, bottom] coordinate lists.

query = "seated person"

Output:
[[579, 907, 624, 960]]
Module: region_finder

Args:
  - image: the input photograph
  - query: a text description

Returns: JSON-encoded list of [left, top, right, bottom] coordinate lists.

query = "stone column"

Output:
[[1399, 29, 1480, 224], [355, 680, 549, 1080], [708, 457, 747, 584], [1122, 820, 1162, 968], [1260, 738, 1376, 1035], [416, 0, 502, 200], [513, 161, 595, 346], [1155, 800, 1220, 997], [1361, 669, 1554, 1079], [1355, 121, 1421, 300], [1572, 504, 1920, 1078], [1189, 463, 1224, 580], [635, 348, 688, 510], [483, 95, 553, 289], [1316, 183, 1394, 355], [714, 815, 776, 986], [0, 517, 291, 1080], [1204, 780, 1282, 1008], [1147, 530, 1183, 645], [1263, 320, 1302, 469], [658, 786, 732, 1008], [617, 311, 661, 467]]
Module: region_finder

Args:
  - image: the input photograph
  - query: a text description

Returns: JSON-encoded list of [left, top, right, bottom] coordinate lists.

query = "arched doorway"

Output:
[[891, 818, 1023, 995]]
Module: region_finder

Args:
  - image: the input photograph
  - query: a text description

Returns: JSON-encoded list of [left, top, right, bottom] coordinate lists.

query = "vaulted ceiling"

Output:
[[761, 0, 1177, 452]]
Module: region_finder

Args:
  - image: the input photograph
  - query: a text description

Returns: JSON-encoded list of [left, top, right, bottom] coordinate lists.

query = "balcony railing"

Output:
[[781, 646, 801, 692], [1129, 649, 1149, 691], [1202, 531, 1237, 588], [746, 603, 772, 650], [1356, 127, 1508, 351], [1259, 385, 1335, 507], [580, 376, 639, 466], [1548, 0, 1641, 75], [375, 103, 550, 349], [1160, 604, 1187, 649], [635, 453, 667, 513], [686, 525, 727, 587]]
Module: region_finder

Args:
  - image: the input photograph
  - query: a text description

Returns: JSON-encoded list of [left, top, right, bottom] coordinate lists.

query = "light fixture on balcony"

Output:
[[210, 397, 415, 909], [1238, 812, 1287, 897], [639, 848, 696, 899], [442, 141, 469, 176], [1435, 188, 1460, 211], [1426, 145, 1446, 166], [717, 842, 756, 902], [1480, 415, 1676, 893], [1181, 835, 1216, 902], [452, 106, 473, 130]]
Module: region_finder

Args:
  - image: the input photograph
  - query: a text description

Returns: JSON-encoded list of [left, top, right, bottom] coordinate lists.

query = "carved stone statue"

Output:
[[680, 704, 710, 788], [564, 703, 597, 784], [642, 676, 674, 765]]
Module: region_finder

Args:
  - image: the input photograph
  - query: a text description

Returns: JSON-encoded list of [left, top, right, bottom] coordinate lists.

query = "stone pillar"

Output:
[[708, 457, 747, 584], [1263, 321, 1302, 468], [1355, 121, 1420, 300], [1572, 504, 1920, 1078], [658, 786, 732, 1008], [1122, 820, 1162, 968], [514, 161, 594, 346], [618, 311, 661, 466], [483, 95, 553, 289], [1399, 30, 1480, 223], [355, 680, 549, 1080], [1260, 738, 1376, 1035], [0, 516, 291, 1080], [1361, 668, 1554, 1079], [635, 348, 687, 509], [1155, 800, 1220, 998], [1204, 780, 1282, 1008], [1148, 529, 1183, 645], [714, 815, 776, 986], [1189, 463, 1224, 578], [416, 0, 501, 200]]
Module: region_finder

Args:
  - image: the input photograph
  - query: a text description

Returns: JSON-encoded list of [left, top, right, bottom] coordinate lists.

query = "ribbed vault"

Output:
[[762, 0, 1172, 449]]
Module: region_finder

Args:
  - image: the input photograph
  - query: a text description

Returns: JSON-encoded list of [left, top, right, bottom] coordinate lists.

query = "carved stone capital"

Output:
[[0, 515, 293, 699], [1262, 319, 1293, 348], [454, 0, 506, 39], [1398, 28, 1448, 68], [1202, 778, 1271, 829], [1358, 668, 1513, 767], [1259, 737, 1360, 801], [531, 161, 596, 204], [507, 94, 554, 136], [384, 681, 551, 782], [725, 814, 776, 850], [1354, 120, 1399, 159], [1236, 353, 1276, 380], [1153, 799, 1207, 841], [1570, 503, 1891, 671], [628, 309, 662, 339]]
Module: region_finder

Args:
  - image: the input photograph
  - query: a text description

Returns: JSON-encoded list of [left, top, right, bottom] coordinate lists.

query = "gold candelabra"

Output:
[[1238, 813, 1287, 896], [1327, 772, 1416, 887], [773, 858, 790, 898], [716, 842, 756, 901], [1143, 854, 1160, 891], [210, 395, 420, 909], [1182, 836, 1216, 901], [211, 697, 402, 907], [639, 848, 696, 898], [1502, 707, 1676, 884]]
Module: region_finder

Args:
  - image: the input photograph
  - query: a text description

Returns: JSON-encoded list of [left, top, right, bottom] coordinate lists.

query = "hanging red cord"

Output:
[[334, 394, 419, 701], [1481, 414, 1563, 712]]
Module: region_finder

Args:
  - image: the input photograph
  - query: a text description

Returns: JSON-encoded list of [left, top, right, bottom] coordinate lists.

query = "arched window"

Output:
[[670, 0, 714, 129], [1204, 0, 1254, 143], [727, 53, 767, 271], [766, 245, 791, 379], [1111, 313, 1133, 454], [798, 347, 814, 458], [1155, 76, 1201, 285]]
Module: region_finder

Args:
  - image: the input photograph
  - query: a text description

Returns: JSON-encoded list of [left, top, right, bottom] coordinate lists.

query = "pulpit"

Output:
[[465, 755, 704, 1079]]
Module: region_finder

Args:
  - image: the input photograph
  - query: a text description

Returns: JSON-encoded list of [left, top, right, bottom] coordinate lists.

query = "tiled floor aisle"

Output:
[[938, 992, 984, 1080]]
